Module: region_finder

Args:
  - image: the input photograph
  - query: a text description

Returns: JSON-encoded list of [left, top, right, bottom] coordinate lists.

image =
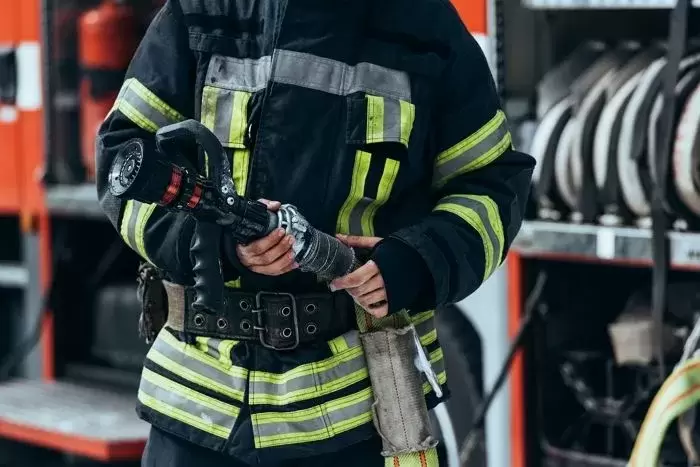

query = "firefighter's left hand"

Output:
[[330, 235, 388, 318]]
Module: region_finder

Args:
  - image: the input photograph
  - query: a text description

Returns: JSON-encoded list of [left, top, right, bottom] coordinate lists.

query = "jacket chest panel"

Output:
[[187, 2, 446, 234]]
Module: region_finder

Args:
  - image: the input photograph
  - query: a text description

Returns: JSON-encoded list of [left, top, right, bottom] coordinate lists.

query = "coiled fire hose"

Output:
[[107, 119, 460, 467]]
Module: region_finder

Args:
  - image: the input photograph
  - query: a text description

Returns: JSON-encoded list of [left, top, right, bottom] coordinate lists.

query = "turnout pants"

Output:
[[141, 427, 447, 467]]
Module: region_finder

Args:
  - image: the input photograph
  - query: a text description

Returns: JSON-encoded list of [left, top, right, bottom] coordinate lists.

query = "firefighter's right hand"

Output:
[[235, 199, 299, 276]]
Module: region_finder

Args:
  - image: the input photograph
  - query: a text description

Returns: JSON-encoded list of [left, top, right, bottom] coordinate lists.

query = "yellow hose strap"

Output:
[[386, 448, 440, 467], [629, 356, 700, 466]]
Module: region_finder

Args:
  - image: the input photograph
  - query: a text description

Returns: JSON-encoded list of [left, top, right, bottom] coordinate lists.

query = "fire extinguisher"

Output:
[[78, 0, 138, 181]]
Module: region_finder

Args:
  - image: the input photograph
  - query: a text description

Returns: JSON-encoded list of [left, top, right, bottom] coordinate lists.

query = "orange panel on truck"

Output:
[[0, 0, 21, 213], [450, 0, 487, 34]]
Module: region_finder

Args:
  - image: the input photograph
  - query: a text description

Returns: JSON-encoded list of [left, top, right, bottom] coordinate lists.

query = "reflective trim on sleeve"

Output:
[[208, 51, 412, 101], [112, 78, 185, 133], [387, 448, 440, 467], [148, 331, 247, 402], [434, 194, 505, 280], [433, 110, 511, 188], [249, 334, 369, 406], [119, 201, 157, 263], [139, 367, 239, 439], [252, 387, 374, 448], [336, 151, 399, 237]]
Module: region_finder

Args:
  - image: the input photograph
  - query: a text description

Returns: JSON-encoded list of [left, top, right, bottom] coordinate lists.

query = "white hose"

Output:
[[433, 403, 460, 467]]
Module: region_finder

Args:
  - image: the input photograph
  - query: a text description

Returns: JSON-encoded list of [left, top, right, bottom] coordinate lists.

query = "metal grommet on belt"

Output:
[[193, 313, 206, 327], [240, 319, 252, 332], [305, 323, 317, 335], [216, 318, 229, 330], [280, 306, 292, 317], [281, 327, 293, 338], [305, 303, 317, 314], [240, 299, 251, 311]]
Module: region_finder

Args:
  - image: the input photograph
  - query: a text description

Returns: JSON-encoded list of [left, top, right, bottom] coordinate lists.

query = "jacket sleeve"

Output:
[[96, 0, 197, 283], [373, 11, 535, 311]]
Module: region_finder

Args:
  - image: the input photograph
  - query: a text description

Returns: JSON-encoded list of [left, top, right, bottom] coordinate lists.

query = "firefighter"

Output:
[[95, 0, 535, 465]]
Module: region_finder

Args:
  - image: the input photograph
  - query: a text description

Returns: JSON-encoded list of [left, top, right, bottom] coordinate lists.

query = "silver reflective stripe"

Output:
[[273, 50, 412, 101], [249, 344, 369, 406], [207, 56, 272, 93], [125, 201, 144, 248], [436, 195, 504, 278], [383, 97, 402, 141], [252, 387, 373, 445], [116, 80, 184, 132], [207, 89, 250, 147], [139, 368, 238, 439], [150, 331, 247, 401], [207, 51, 412, 101], [433, 114, 511, 186]]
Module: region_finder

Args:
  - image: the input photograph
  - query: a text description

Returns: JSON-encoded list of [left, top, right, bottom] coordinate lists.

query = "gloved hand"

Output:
[[226, 199, 299, 277]]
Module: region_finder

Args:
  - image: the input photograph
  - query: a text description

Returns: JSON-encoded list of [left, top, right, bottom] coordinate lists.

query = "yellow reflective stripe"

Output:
[[253, 387, 373, 447], [399, 99, 416, 146], [119, 201, 135, 249], [336, 151, 399, 248], [201, 86, 218, 132], [336, 150, 372, 235], [138, 391, 231, 439], [434, 194, 505, 280], [134, 203, 157, 261], [366, 95, 385, 142], [229, 91, 251, 146], [361, 158, 400, 236], [232, 149, 250, 195], [142, 368, 239, 416], [112, 78, 184, 133], [249, 346, 369, 406], [411, 310, 435, 327], [251, 345, 364, 384], [328, 335, 350, 354], [433, 110, 511, 188], [127, 79, 184, 122], [436, 110, 506, 164], [217, 339, 237, 368], [423, 370, 448, 395], [159, 330, 247, 378], [147, 348, 245, 401], [118, 201, 156, 263], [387, 448, 440, 467], [200, 86, 219, 177], [420, 329, 437, 347], [225, 278, 242, 288]]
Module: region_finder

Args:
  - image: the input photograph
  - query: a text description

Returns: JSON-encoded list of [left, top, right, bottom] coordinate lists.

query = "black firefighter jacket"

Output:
[[95, 0, 535, 464]]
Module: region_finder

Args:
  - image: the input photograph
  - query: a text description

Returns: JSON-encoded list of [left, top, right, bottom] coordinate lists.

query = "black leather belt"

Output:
[[163, 281, 355, 350]]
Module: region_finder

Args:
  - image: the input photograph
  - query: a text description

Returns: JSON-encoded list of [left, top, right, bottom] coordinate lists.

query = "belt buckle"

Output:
[[253, 292, 300, 350]]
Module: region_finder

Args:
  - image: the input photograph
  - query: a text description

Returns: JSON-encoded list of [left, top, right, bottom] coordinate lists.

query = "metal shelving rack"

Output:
[[503, 0, 700, 466]]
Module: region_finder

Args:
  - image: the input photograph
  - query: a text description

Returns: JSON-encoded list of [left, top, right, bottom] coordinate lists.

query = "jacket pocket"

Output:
[[201, 54, 267, 194], [346, 92, 416, 150], [201, 85, 252, 149]]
